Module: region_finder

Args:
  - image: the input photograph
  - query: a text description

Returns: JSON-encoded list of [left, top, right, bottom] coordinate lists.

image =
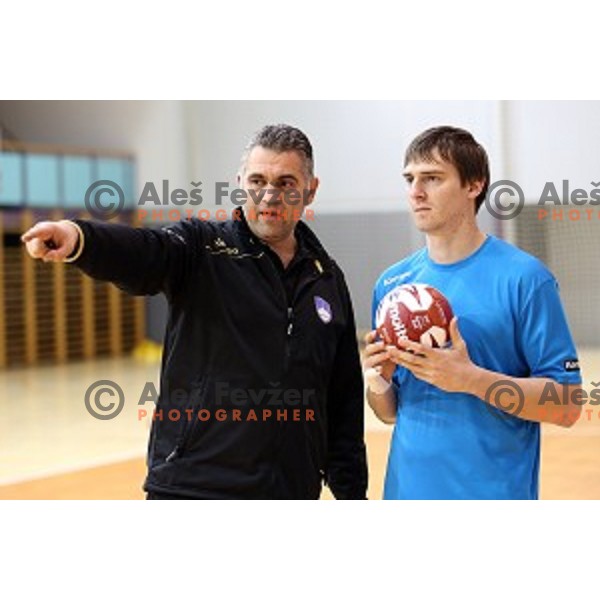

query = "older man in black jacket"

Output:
[[22, 124, 368, 500]]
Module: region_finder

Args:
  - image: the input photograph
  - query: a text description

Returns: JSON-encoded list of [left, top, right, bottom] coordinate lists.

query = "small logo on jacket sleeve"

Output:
[[314, 296, 333, 324]]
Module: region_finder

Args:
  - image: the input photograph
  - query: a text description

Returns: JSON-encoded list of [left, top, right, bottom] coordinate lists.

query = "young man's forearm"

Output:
[[366, 385, 397, 424], [465, 366, 582, 427]]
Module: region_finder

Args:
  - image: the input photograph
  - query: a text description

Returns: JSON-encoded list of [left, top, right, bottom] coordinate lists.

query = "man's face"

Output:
[[238, 146, 318, 245], [402, 151, 483, 235]]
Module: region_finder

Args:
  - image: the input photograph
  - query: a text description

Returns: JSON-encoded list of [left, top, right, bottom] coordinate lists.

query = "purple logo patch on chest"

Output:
[[314, 296, 332, 324]]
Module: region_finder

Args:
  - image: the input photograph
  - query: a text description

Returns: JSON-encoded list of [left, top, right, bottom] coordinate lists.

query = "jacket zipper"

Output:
[[284, 307, 293, 372], [165, 446, 179, 463], [165, 375, 208, 463], [263, 253, 327, 495], [283, 260, 331, 371]]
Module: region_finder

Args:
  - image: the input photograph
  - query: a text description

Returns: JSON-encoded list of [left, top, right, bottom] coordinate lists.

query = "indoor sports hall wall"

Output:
[[514, 209, 599, 346], [1, 100, 598, 344]]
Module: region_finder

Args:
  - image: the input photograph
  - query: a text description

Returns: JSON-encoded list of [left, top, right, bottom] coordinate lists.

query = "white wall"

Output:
[[185, 100, 502, 214], [505, 101, 600, 202]]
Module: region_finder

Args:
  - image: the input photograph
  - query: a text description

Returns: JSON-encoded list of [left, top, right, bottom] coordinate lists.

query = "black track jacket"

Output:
[[72, 209, 368, 499]]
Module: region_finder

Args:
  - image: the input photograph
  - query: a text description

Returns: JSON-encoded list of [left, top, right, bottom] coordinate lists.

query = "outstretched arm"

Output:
[[22, 219, 201, 299]]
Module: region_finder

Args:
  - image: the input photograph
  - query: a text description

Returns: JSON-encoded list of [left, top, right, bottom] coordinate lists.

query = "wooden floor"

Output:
[[1, 428, 599, 500], [1, 353, 599, 500]]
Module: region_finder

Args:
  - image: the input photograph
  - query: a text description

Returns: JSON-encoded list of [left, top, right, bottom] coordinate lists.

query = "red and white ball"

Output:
[[376, 283, 454, 348]]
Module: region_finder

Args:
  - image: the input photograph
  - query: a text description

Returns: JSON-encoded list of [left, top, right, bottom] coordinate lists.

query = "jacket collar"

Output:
[[231, 207, 333, 269]]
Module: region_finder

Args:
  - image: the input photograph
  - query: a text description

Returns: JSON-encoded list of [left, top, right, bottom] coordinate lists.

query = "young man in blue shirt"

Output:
[[364, 126, 583, 500]]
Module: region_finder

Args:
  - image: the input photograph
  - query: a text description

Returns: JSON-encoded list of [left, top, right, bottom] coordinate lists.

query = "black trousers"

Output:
[[146, 491, 198, 500]]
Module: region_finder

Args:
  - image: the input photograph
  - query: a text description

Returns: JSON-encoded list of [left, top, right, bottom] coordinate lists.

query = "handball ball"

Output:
[[376, 283, 454, 348]]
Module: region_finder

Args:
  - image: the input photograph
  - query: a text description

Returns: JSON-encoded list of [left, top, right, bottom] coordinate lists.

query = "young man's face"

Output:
[[238, 146, 318, 246], [402, 151, 483, 234]]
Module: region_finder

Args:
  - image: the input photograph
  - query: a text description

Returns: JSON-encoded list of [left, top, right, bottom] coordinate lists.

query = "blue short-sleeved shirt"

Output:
[[372, 236, 582, 500]]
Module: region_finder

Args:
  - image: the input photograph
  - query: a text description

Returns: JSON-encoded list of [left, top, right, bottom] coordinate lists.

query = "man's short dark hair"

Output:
[[404, 126, 490, 213], [242, 124, 314, 178]]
